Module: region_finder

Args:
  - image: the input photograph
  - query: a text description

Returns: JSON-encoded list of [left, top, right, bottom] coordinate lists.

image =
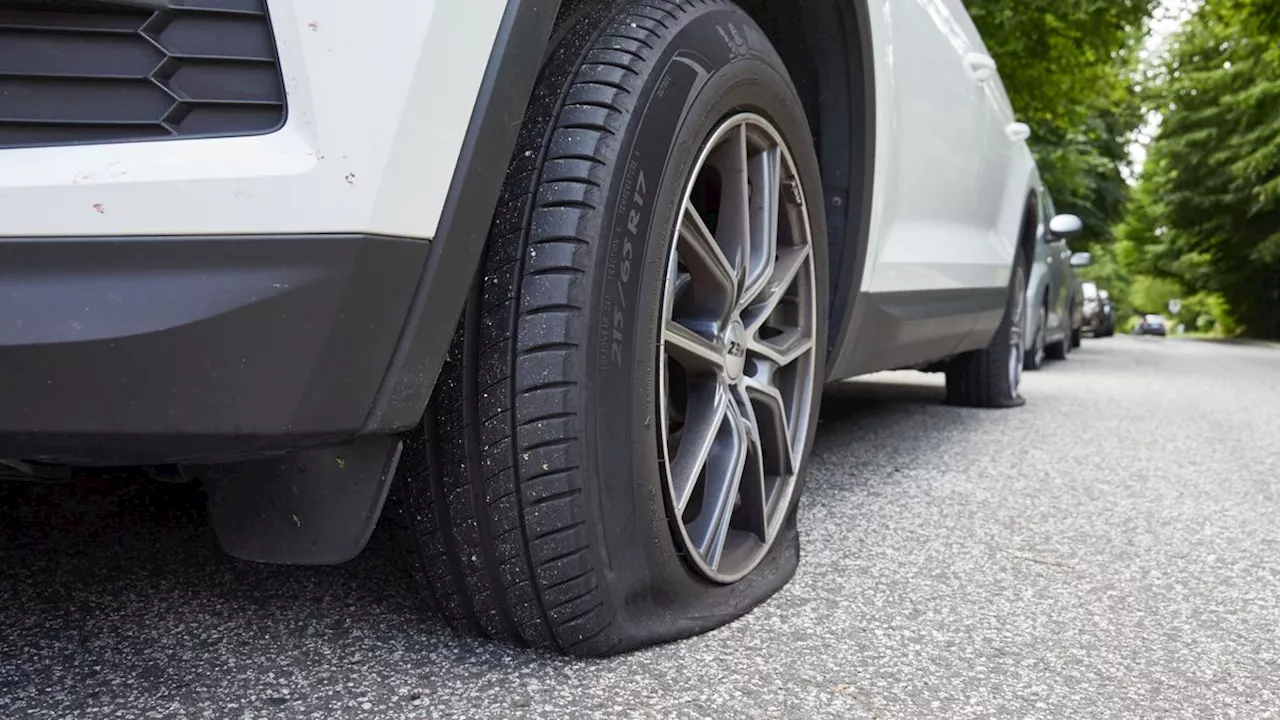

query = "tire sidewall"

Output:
[[581, 6, 829, 625]]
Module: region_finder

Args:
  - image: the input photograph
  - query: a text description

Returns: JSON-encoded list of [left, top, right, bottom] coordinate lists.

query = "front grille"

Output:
[[0, 0, 286, 149]]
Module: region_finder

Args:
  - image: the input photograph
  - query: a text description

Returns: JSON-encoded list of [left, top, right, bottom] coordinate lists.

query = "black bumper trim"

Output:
[[0, 233, 428, 465]]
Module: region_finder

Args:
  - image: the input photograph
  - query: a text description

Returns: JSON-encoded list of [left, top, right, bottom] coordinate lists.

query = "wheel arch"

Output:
[[1018, 191, 1039, 277], [365, 0, 878, 430], [732, 0, 877, 362]]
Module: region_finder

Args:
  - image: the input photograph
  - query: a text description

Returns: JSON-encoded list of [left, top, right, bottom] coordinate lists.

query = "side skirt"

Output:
[[826, 287, 1007, 379]]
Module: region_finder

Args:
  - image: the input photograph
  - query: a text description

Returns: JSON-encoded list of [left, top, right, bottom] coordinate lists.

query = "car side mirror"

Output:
[[1069, 251, 1093, 268], [1049, 213, 1083, 238]]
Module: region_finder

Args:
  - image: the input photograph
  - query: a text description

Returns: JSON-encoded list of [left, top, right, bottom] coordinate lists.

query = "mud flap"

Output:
[[200, 436, 401, 565]]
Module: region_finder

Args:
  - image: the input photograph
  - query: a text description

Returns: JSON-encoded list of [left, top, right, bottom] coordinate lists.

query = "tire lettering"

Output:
[[612, 169, 648, 367]]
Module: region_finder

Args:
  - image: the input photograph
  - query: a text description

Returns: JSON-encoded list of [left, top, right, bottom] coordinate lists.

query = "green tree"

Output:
[[1124, 0, 1280, 337], [967, 0, 1155, 244]]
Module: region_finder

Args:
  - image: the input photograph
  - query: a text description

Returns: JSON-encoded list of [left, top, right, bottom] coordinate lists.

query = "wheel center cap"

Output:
[[724, 320, 747, 381]]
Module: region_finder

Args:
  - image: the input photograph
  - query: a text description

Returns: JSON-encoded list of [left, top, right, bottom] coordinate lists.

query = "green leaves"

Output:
[[1127, 0, 1280, 337], [967, 0, 1279, 336], [967, 0, 1155, 246]]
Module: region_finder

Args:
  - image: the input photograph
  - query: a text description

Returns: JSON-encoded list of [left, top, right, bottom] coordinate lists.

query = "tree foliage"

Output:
[[967, 0, 1155, 244], [1120, 0, 1280, 337]]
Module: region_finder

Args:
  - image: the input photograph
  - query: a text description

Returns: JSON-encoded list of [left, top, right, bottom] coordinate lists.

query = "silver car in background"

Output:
[[1025, 189, 1093, 370]]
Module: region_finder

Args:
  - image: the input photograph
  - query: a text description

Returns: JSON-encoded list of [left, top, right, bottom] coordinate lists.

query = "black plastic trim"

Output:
[[814, 0, 875, 366], [0, 0, 287, 150], [0, 232, 428, 465], [831, 287, 1008, 378], [363, 0, 563, 432], [202, 435, 402, 565]]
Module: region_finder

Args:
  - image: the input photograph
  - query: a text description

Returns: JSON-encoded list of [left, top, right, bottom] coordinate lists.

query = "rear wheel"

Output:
[[395, 0, 827, 656], [945, 247, 1028, 408], [1045, 333, 1068, 360]]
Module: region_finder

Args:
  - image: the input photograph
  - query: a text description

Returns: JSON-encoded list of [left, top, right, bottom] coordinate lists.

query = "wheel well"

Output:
[[735, 0, 874, 351], [1018, 193, 1038, 271], [551, 0, 875, 352]]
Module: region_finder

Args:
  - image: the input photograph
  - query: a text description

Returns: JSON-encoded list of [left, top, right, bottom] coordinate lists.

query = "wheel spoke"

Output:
[[734, 385, 770, 543], [670, 381, 731, 512], [658, 114, 817, 583], [743, 377, 796, 482], [742, 244, 810, 333], [747, 326, 814, 368], [677, 202, 737, 318], [708, 123, 752, 289], [664, 320, 725, 374], [688, 404, 749, 570], [741, 145, 782, 307]]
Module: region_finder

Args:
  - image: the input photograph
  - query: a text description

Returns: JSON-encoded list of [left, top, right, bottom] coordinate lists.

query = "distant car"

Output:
[[1024, 190, 1093, 370], [1099, 291, 1116, 336], [1081, 283, 1116, 337], [1136, 315, 1168, 336], [1097, 290, 1117, 336]]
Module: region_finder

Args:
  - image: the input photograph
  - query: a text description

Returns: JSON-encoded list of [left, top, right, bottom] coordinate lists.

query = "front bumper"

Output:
[[0, 0, 559, 467], [0, 0, 508, 241], [0, 234, 428, 464]]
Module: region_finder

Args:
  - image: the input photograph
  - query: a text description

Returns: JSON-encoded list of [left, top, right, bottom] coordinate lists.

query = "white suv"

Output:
[[0, 0, 1069, 655]]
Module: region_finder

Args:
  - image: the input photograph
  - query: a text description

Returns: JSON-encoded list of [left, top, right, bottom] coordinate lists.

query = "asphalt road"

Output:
[[3, 336, 1278, 719]]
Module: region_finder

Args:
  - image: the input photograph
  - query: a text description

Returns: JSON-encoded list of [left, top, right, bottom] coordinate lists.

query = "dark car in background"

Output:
[[1082, 283, 1116, 337], [1136, 314, 1168, 336]]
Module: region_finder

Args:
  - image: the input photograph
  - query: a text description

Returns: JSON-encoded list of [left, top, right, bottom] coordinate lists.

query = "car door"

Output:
[[860, 0, 1004, 295], [946, 0, 1036, 288], [1041, 192, 1073, 334]]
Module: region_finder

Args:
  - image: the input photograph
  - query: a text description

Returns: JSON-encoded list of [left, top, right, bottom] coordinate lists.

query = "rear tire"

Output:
[[395, 0, 828, 656], [1045, 333, 1068, 360], [1070, 326, 1083, 348], [945, 247, 1028, 408]]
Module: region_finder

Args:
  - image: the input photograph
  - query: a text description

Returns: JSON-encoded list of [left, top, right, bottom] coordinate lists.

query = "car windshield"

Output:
[[1146, 315, 1166, 325]]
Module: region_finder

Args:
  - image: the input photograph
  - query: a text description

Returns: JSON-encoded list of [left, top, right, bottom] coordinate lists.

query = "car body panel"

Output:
[[828, 0, 1038, 378], [0, 0, 558, 463], [1025, 188, 1077, 349], [860, 0, 1026, 295], [0, 0, 508, 240]]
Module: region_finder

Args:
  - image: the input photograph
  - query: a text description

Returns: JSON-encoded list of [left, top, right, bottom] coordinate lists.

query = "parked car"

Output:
[[1, 0, 1058, 655], [1024, 195, 1092, 369], [1082, 285, 1116, 337], [1136, 314, 1169, 336]]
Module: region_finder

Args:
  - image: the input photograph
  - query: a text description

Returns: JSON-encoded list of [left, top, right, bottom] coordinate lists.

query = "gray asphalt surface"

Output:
[[2, 336, 1278, 719]]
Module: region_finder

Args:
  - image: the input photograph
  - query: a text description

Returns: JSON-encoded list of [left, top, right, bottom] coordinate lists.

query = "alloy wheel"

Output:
[[1033, 306, 1046, 367], [1008, 270, 1027, 392], [657, 114, 817, 584]]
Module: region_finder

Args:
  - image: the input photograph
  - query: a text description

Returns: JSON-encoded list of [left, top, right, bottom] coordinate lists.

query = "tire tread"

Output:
[[396, 0, 731, 657]]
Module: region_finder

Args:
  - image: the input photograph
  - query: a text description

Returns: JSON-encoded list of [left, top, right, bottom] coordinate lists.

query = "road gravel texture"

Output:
[[2, 336, 1278, 719]]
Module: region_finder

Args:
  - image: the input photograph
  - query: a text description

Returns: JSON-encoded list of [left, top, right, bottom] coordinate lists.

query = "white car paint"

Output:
[[1, 0, 1036, 296], [861, 0, 1037, 294], [0, 0, 506, 240]]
